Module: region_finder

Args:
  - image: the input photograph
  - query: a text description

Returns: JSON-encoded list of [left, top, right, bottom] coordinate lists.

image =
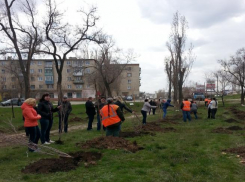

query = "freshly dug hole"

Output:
[[119, 131, 155, 138]]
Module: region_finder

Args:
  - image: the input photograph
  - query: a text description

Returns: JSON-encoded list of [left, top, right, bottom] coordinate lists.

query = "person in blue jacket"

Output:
[[162, 99, 174, 119]]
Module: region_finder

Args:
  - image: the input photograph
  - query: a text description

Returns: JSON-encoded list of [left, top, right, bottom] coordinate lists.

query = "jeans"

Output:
[[163, 108, 167, 118], [59, 114, 69, 133], [152, 108, 156, 115], [106, 123, 121, 137], [208, 108, 211, 118], [193, 111, 198, 119], [25, 126, 40, 151], [211, 108, 217, 119], [141, 110, 147, 124], [87, 114, 94, 130], [182, 110, 191, 122], [46, 119, 53, 142]]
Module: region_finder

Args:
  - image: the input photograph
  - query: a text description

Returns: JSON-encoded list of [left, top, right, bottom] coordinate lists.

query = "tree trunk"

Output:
[[241, 86, 244, 105], [221, 95, 224, 107], [104, 82, 112, 97]]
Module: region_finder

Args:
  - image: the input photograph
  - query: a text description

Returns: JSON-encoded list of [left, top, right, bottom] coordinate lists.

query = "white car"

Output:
[[1, 98, 25, 106]]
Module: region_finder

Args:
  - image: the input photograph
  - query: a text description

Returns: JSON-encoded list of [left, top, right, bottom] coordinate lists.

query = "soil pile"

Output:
[[22, 151, 102, 174], [227, 126, 243, 130], [229, 108, 245, 120], [77, 136, 143, 153], [119, 131, 155, 138], [212, 127, 233, 134], [140, 122, 177, 132], [224, 118, 239, 123], [223, 146, 245, 158], [158, 119, 178, 124], [69, 117, 83, 122]]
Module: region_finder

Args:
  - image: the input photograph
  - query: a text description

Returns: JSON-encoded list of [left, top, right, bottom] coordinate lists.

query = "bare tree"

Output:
[[164, 57, 173, 99], [90, 37, 135, 97], [165, 12, 195, 105], [37, 0, 105, 100], [218, 48, 245, 104], [0, 0, 42, 98]]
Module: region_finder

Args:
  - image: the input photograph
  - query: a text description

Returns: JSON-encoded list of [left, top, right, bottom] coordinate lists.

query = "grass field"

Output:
[[1, 98, 245, 182]]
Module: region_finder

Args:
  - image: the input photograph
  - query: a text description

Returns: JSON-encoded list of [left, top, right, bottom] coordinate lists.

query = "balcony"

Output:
[[45, 81, 54, 84], [73, 80, 84, 84], [73, 72, 83, 76]]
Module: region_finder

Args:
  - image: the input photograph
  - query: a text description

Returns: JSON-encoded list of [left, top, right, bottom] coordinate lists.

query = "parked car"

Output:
[[1, 98, 25, 106], [126, 96, 133, 101]]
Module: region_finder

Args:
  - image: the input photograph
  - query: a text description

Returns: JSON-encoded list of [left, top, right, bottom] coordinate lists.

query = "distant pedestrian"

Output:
[[210, 98, 218, 119], [100, 98, 125, 137], [95, 96, 106, 131], [191, 101, 198, 119], [180, 98, 192, 122], [38, 93, 61, 144], [21, 98, 41, 152], [207, 98, 212, 119], [85, 97, 96, 131], [162, 99, 174, 119], [149, 100, 153, 115], [141, 99, 157, 124], [58, 96, 72, 133]]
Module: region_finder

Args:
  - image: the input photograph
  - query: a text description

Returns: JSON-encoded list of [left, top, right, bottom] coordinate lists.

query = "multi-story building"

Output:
[[0, 58, 141, 100]]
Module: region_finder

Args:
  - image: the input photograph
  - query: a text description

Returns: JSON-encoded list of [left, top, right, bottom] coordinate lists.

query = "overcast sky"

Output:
[[43, 0, 245, 93]]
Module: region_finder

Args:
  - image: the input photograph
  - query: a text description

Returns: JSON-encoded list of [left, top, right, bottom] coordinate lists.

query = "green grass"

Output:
[[1, 99, 245, 182]]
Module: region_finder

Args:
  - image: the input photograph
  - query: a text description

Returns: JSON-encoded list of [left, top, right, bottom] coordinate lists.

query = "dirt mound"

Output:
[[212, 127, 233, 134], [69, 117, 83, 122], [225, 118, 239, 123], [119, 131, 155, 138], [22, 151, 101, 174], [223, 146, 245, 158], [140, 122, 177, 132], [227, 126, 243, 130], [229, 108, 245, 120], [158, 119, 179, 124], [77, 136, 143, 153]]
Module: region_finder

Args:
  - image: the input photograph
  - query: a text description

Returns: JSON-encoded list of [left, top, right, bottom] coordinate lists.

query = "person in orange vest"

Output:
[[204, 98, 208, 106], [207, 98, 212, 118], [100, 98, 125, 137], [180, 98, 192, 122]]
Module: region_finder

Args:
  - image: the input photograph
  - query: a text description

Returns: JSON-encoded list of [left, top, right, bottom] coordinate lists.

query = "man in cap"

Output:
[[85, 97, 96, 130], [58, 96, 72, 133]]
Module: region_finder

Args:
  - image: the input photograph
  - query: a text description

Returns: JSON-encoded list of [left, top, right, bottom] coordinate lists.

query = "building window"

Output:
[[127, 86, 131, 90], [85, 68, 90, 73], [75, 77, 82, 81], [76, 92, 81, 98], [45, 76, 53, 81], [1, 61, 6, 65], [67, 93, 72, 98], [67, 69, 71, 73], [2, 77, 6, 82], [2, 69, 5, 74], [30, 69, 34, 74], [11, 77, 16, 82], [45, 68, 52, 74], [3, 85, 6, 89], [38, 69, 42, 73], [67, 77, 72, 81], [45, 61, 52, 67], [39, 85, 43, 89], [12, 85, 16, 89], [31, 85, 35, 89], [76, 85, 82, 89], [31, 77, 35, 81], [86, 84, 90, 88], [38, 61, 42, 65], [127, 67, 131, 71], [128, 80, 131, 84], [58, 61, 61, 65], [30, 62, 34, 65], [67, 61, 71, 65], [67, 85, 72, 89], [38, 77, 43, 81], [127, 73, 132, 77], [49, 93, 54, 98], [47, 84, 53, 89], [85, 60, 90, 65]]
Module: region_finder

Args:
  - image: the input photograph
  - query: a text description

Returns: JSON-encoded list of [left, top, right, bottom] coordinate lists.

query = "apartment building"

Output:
[[0, 58, 141, 100]]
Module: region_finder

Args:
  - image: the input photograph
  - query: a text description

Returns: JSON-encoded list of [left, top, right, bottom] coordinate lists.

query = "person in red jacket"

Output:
[[21, 98, 41, 152]]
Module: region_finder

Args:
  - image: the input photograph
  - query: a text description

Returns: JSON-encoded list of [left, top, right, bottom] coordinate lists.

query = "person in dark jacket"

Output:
[[162, 99, 174, 118], [58, 96, 72, 133], [191, 100, 198, 119], [85, 97, 96, 131], [151, 99, 157, 115], [38, 93, 60, 144], [114, 97, 134, 114], [149, 100, 153, 115], [95, 96, 106, 131]]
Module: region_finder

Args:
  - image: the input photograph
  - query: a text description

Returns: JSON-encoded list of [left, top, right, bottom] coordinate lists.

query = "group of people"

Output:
[[22, 93, 72, 152], [140, 97, 218, 123], [85, 96, 135, 136]]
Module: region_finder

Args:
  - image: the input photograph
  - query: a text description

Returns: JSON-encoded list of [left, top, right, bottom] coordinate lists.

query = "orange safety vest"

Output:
[[205, 98, 208, 102], [182, 101, 191, 111], [100, 104, 121, 127], [207, 99, 211, 105]]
